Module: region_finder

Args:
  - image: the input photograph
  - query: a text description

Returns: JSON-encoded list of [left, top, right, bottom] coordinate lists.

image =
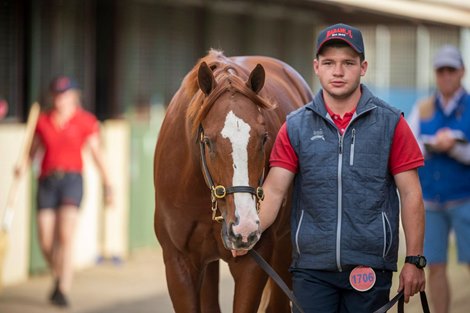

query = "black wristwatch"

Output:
[[405, 255, 427, 269]]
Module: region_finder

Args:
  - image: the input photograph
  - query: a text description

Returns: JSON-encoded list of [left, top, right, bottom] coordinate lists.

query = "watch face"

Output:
[[418, 256, 427, 268]]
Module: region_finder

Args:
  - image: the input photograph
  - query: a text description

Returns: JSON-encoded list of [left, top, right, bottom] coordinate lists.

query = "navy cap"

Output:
[[433, 45, 464, 70], [316, 23, 364, 56], [49, 76, 79, 94]]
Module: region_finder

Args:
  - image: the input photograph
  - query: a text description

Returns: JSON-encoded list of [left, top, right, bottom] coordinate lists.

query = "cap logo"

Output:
[[326, 27, 353, 39]]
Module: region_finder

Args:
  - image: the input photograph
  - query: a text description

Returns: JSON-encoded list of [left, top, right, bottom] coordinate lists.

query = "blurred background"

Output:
[[0, 0, 469, 311]]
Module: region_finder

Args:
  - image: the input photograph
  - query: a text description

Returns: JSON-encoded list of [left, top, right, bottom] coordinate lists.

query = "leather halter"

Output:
[[198, 125, 265, 222]]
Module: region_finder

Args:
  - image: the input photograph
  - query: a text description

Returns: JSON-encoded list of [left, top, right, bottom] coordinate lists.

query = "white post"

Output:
[[460, 27, 470, 90], [375, 25, 391, 95], [416, 25, 431, 92]]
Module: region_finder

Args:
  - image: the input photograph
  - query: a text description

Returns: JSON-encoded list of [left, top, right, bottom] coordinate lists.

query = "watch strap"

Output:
[[405, 255, 426, 268]]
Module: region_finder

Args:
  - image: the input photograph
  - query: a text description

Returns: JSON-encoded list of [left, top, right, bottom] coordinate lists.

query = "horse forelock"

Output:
[[186, 63, 276, 139]]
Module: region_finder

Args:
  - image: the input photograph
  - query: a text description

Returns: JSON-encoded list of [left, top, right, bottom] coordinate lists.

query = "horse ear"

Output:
[[198, 62, 216, 96], [247, 64, 265, 94]]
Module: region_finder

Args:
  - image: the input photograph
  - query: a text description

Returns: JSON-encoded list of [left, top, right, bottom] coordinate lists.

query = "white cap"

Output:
[[433, 44, 464, 69]]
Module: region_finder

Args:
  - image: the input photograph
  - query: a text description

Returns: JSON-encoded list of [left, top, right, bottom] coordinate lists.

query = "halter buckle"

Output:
[[212, 185, 226, 199], [256, 186, 264, 201]]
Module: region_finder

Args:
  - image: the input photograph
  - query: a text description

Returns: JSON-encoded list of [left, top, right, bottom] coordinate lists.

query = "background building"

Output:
[[1, 0, 469, 286]]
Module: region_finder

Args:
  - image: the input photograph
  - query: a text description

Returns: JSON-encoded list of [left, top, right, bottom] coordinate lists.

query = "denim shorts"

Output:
[[37, 172, 83, 210], [424, 200, 470, 264]]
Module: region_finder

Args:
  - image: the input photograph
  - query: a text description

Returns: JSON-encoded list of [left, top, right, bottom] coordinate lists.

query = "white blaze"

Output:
[[221, 111, 259, 242]]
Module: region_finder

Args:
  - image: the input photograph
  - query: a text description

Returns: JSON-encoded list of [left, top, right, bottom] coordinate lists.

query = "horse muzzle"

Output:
[[221, 219, 261, 250]]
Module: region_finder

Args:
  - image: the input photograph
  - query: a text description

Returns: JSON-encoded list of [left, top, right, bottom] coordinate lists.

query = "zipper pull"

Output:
[[350, 129, 356, 166]]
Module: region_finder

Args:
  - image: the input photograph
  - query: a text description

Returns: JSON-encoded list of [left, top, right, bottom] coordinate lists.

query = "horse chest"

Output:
[[179, 221, 226, 259]]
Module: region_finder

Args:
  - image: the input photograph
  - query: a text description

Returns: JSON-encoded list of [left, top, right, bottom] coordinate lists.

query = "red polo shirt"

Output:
[[270, 110, 423, 176], [35, 108, 99, 177]]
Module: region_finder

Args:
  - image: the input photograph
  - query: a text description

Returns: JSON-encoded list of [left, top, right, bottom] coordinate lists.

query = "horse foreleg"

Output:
[[200, 260, 221, 313], [164, 252, 204, 313], [229, 256, 268, 313]]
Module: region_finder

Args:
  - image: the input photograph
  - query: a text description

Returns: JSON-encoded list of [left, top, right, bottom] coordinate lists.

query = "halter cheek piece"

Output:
[[198, 125, 265, 222]]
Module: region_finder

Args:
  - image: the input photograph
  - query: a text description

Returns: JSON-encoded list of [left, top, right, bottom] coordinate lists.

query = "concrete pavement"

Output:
[[0, 246, 234, 313], [0, 245, 469, 313]]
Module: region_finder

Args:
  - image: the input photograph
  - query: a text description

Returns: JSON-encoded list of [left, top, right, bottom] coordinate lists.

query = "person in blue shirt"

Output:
[[408, 44, 470, 313]]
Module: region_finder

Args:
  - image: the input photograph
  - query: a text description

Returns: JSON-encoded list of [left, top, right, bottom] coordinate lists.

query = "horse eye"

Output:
[[203, 137, 213, 151]]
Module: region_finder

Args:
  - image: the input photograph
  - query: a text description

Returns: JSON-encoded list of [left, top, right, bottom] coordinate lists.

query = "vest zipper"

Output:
[[350, 129, 356, 166], [319, 105, 377, 272], [336, 134, 344, 272]]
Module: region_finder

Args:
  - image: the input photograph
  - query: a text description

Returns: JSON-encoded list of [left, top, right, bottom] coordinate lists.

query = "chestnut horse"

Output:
[[154, 50, 312, 313]]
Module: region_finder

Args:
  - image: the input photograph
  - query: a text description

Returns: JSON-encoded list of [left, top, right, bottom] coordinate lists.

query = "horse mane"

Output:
[[185, 49, 276, 139]]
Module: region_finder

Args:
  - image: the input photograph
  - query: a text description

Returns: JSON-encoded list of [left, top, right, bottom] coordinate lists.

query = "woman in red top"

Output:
[[18, 76, 112, 307]]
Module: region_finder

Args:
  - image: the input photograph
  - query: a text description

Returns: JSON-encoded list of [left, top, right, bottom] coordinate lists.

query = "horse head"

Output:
[[192, 61, 274, 251]]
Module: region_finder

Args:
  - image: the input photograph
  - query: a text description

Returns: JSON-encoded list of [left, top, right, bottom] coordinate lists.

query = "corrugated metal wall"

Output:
[[30, 0, 95, 111], [114, 1, 315, 111], [0, 0, 24, 119]]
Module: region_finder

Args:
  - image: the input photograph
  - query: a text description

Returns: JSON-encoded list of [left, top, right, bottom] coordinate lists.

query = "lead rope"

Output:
[[248, 250, 305, 313], [373, 290, 430, 313]]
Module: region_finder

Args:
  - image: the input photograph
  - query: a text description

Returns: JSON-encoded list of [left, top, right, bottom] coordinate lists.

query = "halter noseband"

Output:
[[198, 125, 265, 222]]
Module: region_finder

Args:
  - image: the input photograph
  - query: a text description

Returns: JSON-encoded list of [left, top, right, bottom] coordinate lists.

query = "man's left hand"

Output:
[[398, 263, 426, 303]]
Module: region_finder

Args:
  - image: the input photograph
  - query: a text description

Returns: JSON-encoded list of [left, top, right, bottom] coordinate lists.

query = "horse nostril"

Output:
[[228, 222, 241, 240], [247, 232, 258, 243], [228, 222, 235, 237]]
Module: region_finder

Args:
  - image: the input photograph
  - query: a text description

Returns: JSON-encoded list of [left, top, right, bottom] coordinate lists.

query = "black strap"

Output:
[[373, 291, 404, 313], [373, 290, 430, 313], [225, 186, 256, 195], [248, 249, 305, 313], [198, 126, 215, 188]]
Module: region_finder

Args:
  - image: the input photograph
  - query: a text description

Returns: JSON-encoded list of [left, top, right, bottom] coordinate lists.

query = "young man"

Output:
[[408, 45, 470, 313], [233, 23, 426, 312]]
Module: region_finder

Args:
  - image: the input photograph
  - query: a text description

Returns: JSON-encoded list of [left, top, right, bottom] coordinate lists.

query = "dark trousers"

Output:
[[291, 267, 392, 313]]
